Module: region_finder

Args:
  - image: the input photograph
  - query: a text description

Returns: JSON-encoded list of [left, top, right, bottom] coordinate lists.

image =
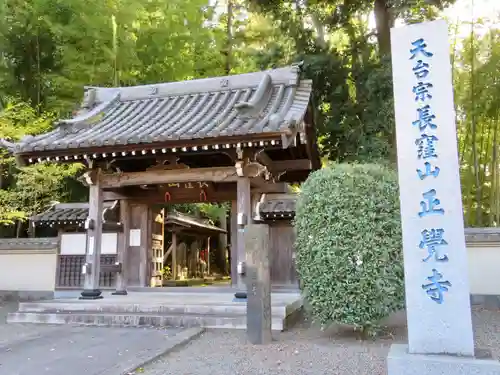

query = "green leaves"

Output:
[[294, 163, 404, 336], [455, 25, 500, 227], [0, 100, 84, 228]]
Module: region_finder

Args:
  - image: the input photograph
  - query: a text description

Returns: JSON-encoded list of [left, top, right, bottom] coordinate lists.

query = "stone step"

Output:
[[17, 302, 290, 317], [7, 311, 285, 331]]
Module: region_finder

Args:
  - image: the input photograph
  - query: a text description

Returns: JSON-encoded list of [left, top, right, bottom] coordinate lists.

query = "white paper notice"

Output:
[[129, 229, 141, 246]]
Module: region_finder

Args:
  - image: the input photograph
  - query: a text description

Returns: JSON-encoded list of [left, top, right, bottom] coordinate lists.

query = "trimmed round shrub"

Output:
[[294, 163, 404, 336]]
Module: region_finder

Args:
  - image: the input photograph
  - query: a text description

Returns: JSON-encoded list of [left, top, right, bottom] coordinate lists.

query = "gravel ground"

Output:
[[137, 308, 500, 375]]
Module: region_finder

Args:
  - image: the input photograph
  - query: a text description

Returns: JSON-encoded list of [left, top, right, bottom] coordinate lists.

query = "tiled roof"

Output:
[[464, 228, 500, 243], [11, 65, 312, 154], [256, 194, 297, 219], [165, 211, 226, 234], [30, 202, 118, 224], [0, 238, 59, 250], [260, 198, 296, 214]]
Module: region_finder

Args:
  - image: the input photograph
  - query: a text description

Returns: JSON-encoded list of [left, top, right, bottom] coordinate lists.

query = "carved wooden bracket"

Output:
[[82, 169, 99, 186], [146, 155, 189, 171], [243, 162, 268, 178]]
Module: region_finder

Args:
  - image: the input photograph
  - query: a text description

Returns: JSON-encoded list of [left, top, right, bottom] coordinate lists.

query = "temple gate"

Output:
[[3, 64, 320, 299]]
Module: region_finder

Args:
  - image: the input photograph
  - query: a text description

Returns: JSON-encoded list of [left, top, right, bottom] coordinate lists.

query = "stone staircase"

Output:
[[7, 291, 303, 331]]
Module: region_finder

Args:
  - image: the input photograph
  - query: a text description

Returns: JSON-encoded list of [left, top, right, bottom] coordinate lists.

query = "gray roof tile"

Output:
[[258, 194, 297, 217], [0, 238, 58, 250], [14, 66, 312, 154], [30, 202, 117, 223]]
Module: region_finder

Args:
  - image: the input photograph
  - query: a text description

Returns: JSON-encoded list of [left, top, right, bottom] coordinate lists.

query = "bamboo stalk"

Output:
[[478, 116, 491, 226], [112, 14, 118, 86], [491, 110, 500, 226], [225, 0, 233, 75], [465, 3, 479, 226]]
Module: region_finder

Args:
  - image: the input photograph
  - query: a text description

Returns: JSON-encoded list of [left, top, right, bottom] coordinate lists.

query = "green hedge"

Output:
[[294, 163, 404, 336]]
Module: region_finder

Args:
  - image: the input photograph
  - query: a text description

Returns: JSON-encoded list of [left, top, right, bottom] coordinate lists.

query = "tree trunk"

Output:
[[16, 220, 22, 238], [374, 0, 393, 56], [310, 13, 327, 49]]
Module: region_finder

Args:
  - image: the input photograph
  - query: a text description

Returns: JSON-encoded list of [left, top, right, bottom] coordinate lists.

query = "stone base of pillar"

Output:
[[111, 290, 128, 296], [79, 289, 103, 300], [387, 344, 500, 375]]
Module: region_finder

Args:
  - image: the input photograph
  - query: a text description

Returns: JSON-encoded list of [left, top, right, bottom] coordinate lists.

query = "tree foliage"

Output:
[[294, 163, 404, 336], [0, 100, 83, 229], [455, 23, 500, 227], [0, 0, 496, 232], [247, 0, 457, 163]]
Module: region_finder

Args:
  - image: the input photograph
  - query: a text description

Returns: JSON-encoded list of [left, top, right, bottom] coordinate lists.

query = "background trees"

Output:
[[0, 0, 497, 233]]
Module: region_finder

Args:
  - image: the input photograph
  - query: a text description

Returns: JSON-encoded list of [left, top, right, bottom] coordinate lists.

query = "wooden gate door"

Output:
[[150, 208, 165, 287]]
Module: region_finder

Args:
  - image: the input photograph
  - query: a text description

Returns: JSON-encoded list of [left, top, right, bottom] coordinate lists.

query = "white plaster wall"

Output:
[[60, 233, 118, 255], [467, 244, 500, 295], [0, 240, 498, 296], [0, 252, 57, 291]]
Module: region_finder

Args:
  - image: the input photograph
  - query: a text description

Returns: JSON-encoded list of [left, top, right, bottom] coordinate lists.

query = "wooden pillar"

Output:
[[172, 231, 177, 280], [236, 176, 251, 293], [207, 236, 211, 275], [230, 200, 238, 286], [113, 200, 129, 295], [139, 205, 149, 287], [218, 210, 228, 274], [80, 174, 104, 299], [28, 221, 35, 238]]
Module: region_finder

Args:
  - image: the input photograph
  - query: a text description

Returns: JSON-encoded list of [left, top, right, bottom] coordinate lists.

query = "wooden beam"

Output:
[[164, 242, 174, 262], [100, 167, 239, 189], [103, 183, 290, 202], [102, 222, 123, 232], [273, 159, 311, 172], [255, 151, 274, 171], [255, 151, 312, 174], [304, 106, 322, 170], [253, 182, 291, 194]]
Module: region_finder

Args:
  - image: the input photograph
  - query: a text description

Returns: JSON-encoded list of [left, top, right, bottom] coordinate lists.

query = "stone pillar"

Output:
[[388, 19, 500, 374], [80, 171, 104, 300], [113, 200, 129, 295], [235, 177, 251, 298], [245, 223, 272, 345]]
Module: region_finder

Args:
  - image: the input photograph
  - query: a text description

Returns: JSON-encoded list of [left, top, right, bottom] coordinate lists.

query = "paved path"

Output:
[[0, 302, 195, 375]]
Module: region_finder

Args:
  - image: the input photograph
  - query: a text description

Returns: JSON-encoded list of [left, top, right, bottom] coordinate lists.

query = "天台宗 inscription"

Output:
[[391, 19, 474, 357]]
